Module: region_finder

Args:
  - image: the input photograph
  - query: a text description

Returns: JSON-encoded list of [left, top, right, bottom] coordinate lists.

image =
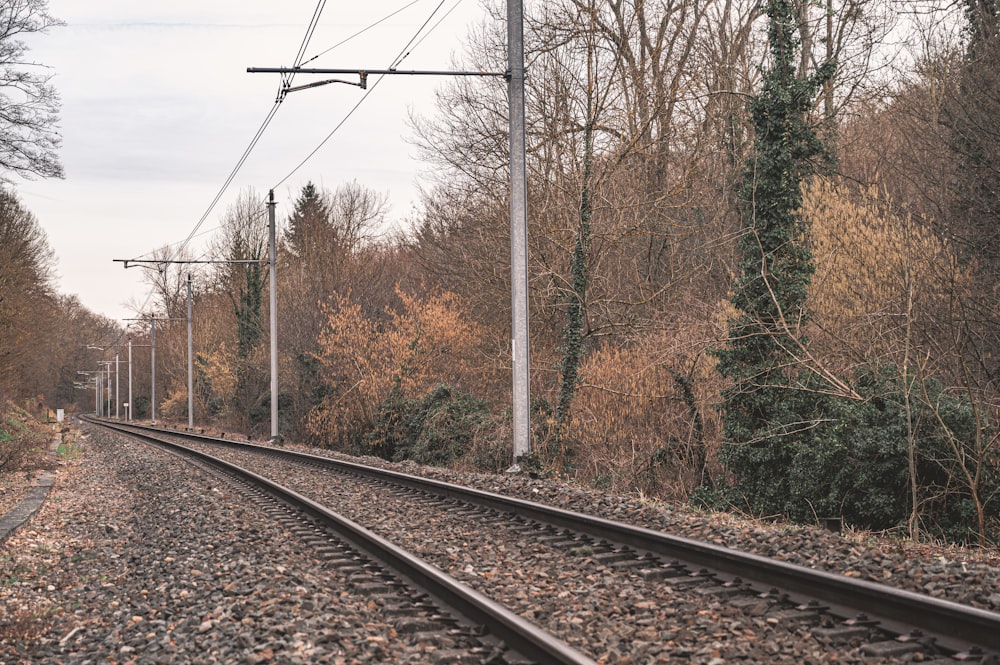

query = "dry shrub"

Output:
[[160, 342, 255, 426], [307, 287, 486, 449], [195, 345, 238, 418], [0, 402, 50, 473], [804, 178, 965, 369], [157, 387, 188, 423], [564, 308, 726, 500]]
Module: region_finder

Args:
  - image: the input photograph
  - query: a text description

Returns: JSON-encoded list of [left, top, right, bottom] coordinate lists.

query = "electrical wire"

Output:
[[271, 0, 460, 190], [124, 0, 333, 316], [126, 0, 465, 316], [400, 0, 466, 64], [293, 0, 327, 67], [390, 0, 449, 69], [284, 0, 328, 92], [298, 0, 423, 68]]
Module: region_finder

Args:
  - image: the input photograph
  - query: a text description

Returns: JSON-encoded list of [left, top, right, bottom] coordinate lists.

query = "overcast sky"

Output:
[[15, 0, 484, 322]]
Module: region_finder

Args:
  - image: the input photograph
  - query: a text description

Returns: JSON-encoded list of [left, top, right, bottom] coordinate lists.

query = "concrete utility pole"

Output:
[[247, 4, 532, 464], [268, 190, 279, 442], [187, 273, 194, 431], [146, 315, 189, 425], [121, 326, 154, 422], [96, 369, 102, 416], [151, 316, 156, 424], [507, 0, 530, 465], [128, 336, 133, 422]]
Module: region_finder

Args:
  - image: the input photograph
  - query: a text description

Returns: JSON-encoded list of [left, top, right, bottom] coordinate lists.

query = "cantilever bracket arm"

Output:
[[284, 72, 368, 94]]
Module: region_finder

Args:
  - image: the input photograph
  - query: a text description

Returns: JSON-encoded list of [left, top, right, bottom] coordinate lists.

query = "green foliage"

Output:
[[704, 367, 1000, 543], [249, 392, 293, 432], [714, 0, 836, 445], [555, 115, 595, 446], [711, 0, 837, 520], [948, 1, 1000, 271], [284, 182, 331, 258], [365, 385, 491, 467], [233, 262, 264, 360], [132, 395, 150, 420]]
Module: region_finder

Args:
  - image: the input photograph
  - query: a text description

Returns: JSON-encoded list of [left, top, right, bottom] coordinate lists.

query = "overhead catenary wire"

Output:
[[123, 0, 333, 314], [281, 0, 329, 97], [271, 0, 459, 190], [400, 0, 466, 62], [297, 0, 423, 69], [125, 0, 465, 323], [389, 0, 450, 69], [129, 0, 437, 269]]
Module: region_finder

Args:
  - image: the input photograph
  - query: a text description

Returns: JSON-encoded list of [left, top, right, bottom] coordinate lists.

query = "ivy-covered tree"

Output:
[[713, 0, 835, 515], [211, 190, 268, 431]]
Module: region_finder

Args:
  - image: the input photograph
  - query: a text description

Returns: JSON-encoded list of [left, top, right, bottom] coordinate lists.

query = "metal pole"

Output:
[[508, 0, 531, 465], [95, 374, 99, 416], [128, 336, 133, 422], [268, 190, 279, 441], [151, 316, 157, 425], [97, 368, 103, 417], [106, 364, 112, 419], [187, 273, 194, 431], [115, 354, 120, 419]]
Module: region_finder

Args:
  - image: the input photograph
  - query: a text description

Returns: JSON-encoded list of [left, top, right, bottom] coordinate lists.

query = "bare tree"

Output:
[[0, 187, 56, 398], [0, 0, 63, 181]]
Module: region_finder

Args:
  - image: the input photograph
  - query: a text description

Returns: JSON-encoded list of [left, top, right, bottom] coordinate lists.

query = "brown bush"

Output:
[[804, 178, 965, 371], [306, 288, 490, 450], [0, 402, 50, 473], [560, 306, 727, 500]]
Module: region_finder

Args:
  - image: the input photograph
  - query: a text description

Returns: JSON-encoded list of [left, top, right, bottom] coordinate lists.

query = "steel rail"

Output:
[[96, 419, 1000, 656], [84, 417, 597, 665]]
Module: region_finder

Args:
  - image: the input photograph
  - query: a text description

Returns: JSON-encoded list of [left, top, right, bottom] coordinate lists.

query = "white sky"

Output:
[[15, 0, 485, 322]]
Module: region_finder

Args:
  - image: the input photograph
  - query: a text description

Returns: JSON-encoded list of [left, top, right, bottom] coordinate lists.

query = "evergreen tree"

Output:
[[284, 182, 331, 258], [234, 263, 264, 359], [713, 0, 835, 514]]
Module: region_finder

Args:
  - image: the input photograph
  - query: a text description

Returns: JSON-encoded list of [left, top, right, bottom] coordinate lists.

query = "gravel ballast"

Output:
[[0, 429, 478, 664], [2, 423, 999, 664], [178, 437, 1000, 664]]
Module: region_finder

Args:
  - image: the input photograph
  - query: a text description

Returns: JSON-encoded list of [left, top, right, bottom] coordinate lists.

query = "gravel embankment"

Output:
[[0, 429, 481, 664], [3, 424, 999, 664], [179, 438, 1000, 664], [242, 439, 1000, 612]]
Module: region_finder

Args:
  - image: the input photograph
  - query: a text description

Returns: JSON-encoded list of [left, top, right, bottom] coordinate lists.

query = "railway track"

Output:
[[85, 417, 1000, 663], [80, 416, 595, 665]]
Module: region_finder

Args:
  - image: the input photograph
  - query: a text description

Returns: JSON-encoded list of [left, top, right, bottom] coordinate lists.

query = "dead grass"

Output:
[[1, 402, 53, 474]]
